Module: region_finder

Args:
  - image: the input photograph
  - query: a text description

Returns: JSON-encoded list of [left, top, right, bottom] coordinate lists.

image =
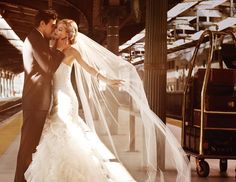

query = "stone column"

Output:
[[11, 74, 15, 96], [144, 0, 167, 122], [106, 8, 120, 55], [103, 2, 124, 134], [144, 0, 167, 170], [6, 71, 10, 97], [3, 71, 6, 98], [9, 73, 13, 96], [105, 10, 120, 133]]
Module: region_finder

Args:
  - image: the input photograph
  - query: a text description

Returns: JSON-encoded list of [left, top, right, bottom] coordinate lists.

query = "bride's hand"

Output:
[[107, 79, 124, 87]]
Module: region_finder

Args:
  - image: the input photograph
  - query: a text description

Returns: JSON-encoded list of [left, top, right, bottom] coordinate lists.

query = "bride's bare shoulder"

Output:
[[63, 47, 83, 65], [65, 47, 81, 57]]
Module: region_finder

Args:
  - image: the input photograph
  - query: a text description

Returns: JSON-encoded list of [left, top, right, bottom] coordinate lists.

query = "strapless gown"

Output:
[[24, 63, 113, 182]]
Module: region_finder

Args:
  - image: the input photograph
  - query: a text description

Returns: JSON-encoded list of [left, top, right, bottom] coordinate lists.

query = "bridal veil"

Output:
[[72, 32, 191, 182]]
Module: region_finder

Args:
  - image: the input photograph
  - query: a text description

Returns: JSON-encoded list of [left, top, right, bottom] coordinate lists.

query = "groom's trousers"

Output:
[[14, 110, 48, 182]]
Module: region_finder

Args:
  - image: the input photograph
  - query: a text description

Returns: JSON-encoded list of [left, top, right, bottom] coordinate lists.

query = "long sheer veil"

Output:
[[72, 32, 191, 182]]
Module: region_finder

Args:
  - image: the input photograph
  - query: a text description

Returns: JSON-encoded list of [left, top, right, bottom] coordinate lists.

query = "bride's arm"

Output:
[[64, 47, 123, 86]]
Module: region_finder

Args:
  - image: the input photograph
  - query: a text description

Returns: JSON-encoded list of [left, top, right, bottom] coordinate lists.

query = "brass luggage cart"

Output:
[[182, 30, 236, 177]]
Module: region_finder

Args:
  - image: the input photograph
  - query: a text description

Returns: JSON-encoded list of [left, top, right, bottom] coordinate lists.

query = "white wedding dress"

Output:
[[24, 31, 191, 182], [24, 62, 113, 182]]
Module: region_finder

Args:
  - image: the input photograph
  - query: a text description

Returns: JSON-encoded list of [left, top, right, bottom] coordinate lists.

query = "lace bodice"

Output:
[[53, 62, 72, 89], [51, 62, 78, 121]]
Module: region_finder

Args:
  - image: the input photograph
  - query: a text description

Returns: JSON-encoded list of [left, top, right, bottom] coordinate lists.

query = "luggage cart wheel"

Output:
[[196, 159, 210, 177], [219, 159, 227, 172]]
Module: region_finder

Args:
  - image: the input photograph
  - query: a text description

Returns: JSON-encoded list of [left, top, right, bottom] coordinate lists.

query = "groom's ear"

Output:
[[39, 20, 46, 28]]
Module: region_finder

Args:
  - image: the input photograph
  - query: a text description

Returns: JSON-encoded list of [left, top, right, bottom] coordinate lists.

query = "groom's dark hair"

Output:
[[34, 10, 58, 27]]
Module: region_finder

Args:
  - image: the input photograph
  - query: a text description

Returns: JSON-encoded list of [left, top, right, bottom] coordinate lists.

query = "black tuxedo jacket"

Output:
[[22, 29, 64, 110]]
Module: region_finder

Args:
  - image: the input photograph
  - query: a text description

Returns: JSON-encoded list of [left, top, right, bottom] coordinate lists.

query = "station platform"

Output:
[[0, 111, 235, 182]]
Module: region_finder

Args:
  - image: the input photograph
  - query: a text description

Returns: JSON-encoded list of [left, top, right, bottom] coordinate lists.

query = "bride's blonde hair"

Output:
[[58, 19, 78, 44]]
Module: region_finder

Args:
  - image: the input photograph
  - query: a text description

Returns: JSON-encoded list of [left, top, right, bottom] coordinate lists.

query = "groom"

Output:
[[14, 10, 66, 182]]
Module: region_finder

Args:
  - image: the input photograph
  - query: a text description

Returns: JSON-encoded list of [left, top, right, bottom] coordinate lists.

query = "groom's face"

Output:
[[43, 19, 57, 39]]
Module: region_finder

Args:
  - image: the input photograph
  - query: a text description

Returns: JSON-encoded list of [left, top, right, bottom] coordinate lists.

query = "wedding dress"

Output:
[[24, 62, 113, 182], [25, 32, 191, 182]]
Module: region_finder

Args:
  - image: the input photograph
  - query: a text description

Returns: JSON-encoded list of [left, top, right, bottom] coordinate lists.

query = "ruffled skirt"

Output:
[[24, 115, 110, 182]]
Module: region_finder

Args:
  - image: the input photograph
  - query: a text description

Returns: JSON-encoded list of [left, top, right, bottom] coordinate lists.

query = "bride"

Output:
[[25, 19, 191, 182]]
